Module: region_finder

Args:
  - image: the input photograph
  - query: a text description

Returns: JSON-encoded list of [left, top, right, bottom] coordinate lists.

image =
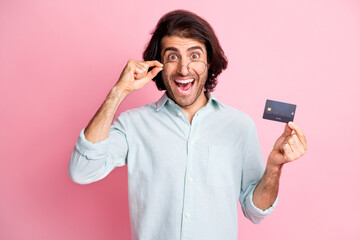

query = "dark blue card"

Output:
[[263, 99, 296, 123]]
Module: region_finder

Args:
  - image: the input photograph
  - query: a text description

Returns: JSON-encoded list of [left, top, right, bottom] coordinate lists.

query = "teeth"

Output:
[[175, 79, 194, 84]]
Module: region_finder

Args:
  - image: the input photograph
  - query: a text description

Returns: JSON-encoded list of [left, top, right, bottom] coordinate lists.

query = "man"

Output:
[[69, 10, 308, 240]]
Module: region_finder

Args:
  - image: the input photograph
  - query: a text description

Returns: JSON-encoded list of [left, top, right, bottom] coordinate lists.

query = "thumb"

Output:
[[133, 67, 162, 90], [281, 122, 293, 137], [146, 66, 163, 80]]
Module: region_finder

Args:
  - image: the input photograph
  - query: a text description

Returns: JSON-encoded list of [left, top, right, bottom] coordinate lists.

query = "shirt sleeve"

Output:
[[68, 113, 129, 184], [239, 120, 278, 224]]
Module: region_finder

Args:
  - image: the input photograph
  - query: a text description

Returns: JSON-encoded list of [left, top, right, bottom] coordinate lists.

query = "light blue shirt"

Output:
[[69, 92, 277, 240]]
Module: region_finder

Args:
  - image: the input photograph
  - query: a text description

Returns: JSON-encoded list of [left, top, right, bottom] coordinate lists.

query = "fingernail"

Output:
[[288, 121, 294, 126]]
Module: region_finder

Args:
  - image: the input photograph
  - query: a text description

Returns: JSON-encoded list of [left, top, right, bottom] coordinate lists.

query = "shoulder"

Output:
[[115, 101, 157, 122], [215, 101, 256, 130], [207, 99, 259, 146]]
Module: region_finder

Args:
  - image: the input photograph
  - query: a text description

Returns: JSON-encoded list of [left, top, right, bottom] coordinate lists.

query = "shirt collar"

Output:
[[155, 91, 224, 112]]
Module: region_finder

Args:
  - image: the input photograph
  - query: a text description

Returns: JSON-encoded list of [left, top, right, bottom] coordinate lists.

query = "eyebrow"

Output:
[[163, 46, 204, 55]]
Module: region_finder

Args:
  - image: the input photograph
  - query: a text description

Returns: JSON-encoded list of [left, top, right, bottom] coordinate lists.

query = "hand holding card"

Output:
[[267, 121, 308, 169]]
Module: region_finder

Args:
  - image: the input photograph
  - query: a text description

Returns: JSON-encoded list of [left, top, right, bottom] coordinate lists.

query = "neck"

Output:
[[181, 92, 208, 124]]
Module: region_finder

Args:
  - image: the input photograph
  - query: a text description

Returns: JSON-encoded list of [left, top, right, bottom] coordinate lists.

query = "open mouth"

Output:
[[174, 78, 195, 94]]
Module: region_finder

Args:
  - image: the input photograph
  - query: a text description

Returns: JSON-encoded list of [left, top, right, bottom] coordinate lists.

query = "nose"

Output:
[[178, 61, 190, 76]]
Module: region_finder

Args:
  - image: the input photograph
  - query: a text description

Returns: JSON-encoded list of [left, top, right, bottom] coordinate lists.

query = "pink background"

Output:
[[1, 0, 359, 239]]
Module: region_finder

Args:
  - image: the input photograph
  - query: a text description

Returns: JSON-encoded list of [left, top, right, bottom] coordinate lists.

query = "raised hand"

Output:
[[116, 60, 163, 94]]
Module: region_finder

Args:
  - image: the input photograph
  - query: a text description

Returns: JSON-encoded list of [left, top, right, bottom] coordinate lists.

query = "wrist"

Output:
[[267, 151, 285, 172], [109, 85, 130, 100], [114, 80, 135, 95], [102, 86, 129, 113], [266, 161, 283, 174]]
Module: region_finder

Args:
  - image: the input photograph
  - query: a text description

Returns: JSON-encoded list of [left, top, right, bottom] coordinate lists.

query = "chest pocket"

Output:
[[206, 145, 241, 187]]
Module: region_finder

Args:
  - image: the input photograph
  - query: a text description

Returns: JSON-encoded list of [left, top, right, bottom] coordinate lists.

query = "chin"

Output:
[[168, 86, 203, 108], [174, 97, 197, 108]]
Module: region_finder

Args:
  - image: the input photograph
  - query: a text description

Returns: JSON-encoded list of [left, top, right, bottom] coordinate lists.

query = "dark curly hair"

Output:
[[143, 10, 228, 92]]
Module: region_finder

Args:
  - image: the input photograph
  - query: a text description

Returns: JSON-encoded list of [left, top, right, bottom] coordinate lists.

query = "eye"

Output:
[[168, 54, 178, 61], [190, 53, 200, 60]]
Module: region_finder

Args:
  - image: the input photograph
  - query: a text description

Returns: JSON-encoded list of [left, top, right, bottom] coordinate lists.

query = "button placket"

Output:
[[180, 117, 197, 239]]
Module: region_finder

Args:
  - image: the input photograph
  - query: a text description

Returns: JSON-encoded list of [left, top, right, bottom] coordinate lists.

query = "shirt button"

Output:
[[169, 100, 173, 104], [185, 213, 191, 218], [177, 112, 182, 117], [190, 140, 194, 146], [187, 177, 193, 182]]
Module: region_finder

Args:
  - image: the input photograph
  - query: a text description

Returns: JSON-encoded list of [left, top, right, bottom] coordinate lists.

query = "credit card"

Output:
[[263, 99, 296, 123]]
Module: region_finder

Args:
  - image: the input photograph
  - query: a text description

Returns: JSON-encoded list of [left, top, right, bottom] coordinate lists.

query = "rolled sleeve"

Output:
[[75, 128, 110, 160], [243, 184, 278, 223], [69, 114, 129, 184]]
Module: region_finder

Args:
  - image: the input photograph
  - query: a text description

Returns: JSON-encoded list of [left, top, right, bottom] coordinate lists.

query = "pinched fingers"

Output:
[[118, 59, 163, 93], [131, 60, 163, 80], [144, 60, 163, 68], [133, 61, 149, 79], [288, 122, 308, 150], [281, 133, 306, 161], [133, 67, 163, 90], [145, 66, 163, 81], [282, 143, 293, 160]]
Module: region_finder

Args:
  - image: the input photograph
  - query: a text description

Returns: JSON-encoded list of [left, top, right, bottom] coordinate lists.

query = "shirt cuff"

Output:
[[245, 186, 278, 222], [75, 128, 110, 160]]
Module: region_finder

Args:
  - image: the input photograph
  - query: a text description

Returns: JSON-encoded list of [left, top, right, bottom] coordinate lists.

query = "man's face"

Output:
[[160, 36, 209, 108]]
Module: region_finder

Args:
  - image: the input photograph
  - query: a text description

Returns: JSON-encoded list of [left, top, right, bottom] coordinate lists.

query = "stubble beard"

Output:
[[163, 72, 207, 108]]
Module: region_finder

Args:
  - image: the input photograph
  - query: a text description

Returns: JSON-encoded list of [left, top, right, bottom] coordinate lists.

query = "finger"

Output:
[[289, 134, 306, 157], [134, 72, 146, 80], [133, 67, 162, 90], [281, 123, 293, 138], [286, 136, 300, 155], [144, 60, 163, 68], [145, 66, 163, 80], [135, 62, 147, 71], [288, 122, 308, 149], [284, 142, 302, 162], [282, 143, 293, 160], [126, 62, 143, 79], [136, 67, 161, 86], [283, 134, 307, 161], [134, 63, 148, 79], [281, 135, 294, 151], [135, 61, 162, 79]]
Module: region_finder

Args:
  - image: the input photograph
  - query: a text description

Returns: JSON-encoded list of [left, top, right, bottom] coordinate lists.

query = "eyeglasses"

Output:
[[162, 60, 208, 76]]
